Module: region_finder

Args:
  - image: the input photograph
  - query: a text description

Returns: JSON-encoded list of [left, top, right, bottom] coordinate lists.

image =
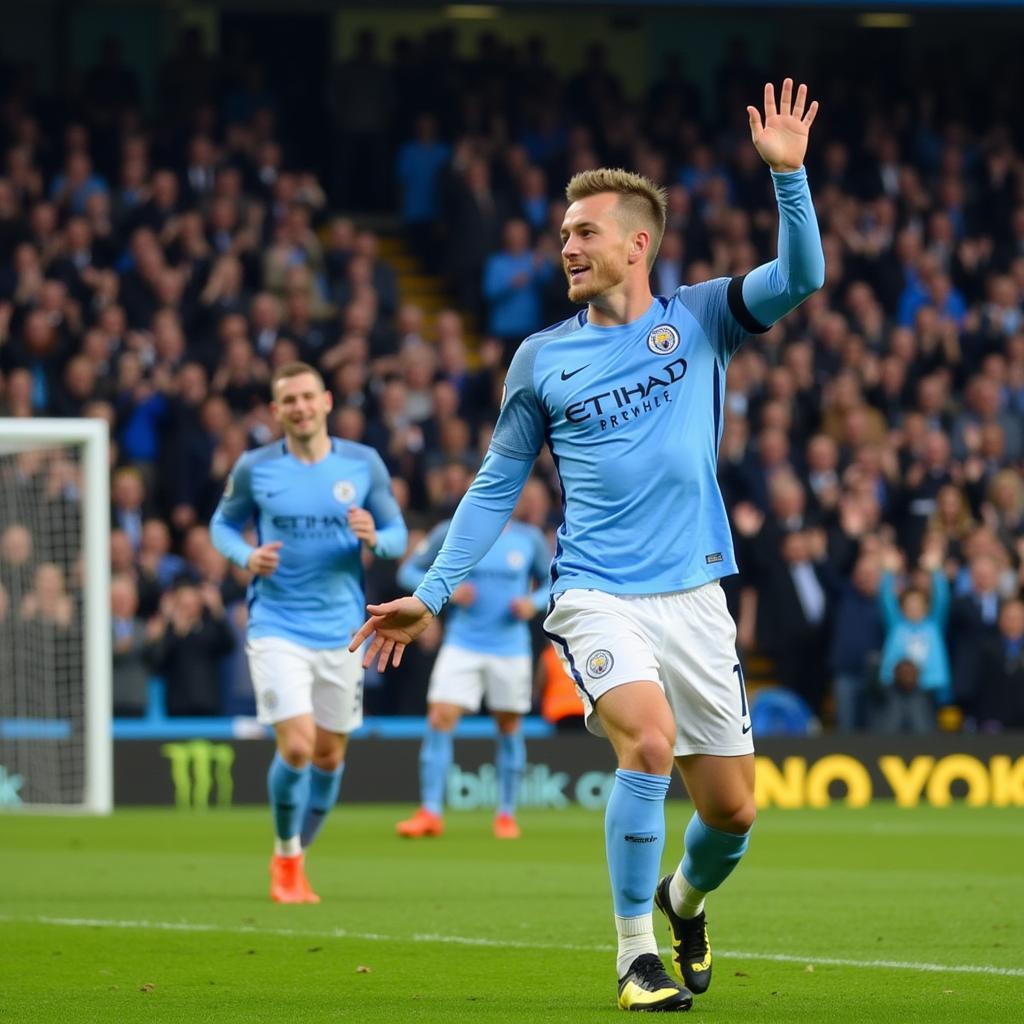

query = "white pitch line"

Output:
[[2, 915, 1022, 979]]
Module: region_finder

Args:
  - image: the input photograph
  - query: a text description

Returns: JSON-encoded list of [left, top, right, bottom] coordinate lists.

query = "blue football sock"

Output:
[[495, 731, 526, 816], [420, 727, 453, 815], [267, 753, 309, 842], [300, 762, 345, 848], [605, 769, 670, 917], [680, 811, 751, 893]]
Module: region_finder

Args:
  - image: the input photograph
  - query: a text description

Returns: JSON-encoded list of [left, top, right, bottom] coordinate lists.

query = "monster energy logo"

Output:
[[161, 740, 235, 809]]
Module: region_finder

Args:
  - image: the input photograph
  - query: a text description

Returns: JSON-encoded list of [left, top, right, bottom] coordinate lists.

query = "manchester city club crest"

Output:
[[586, 649, 614, 679], [333, 480, 356, 503], [507, 550, 525, 569], [647, 324, 680, 355]]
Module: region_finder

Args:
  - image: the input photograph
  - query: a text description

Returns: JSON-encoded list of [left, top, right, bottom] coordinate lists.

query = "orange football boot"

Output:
[[270, 853, 319, 904], [395, 807, 444, 837], [493, 813, 521, 839]]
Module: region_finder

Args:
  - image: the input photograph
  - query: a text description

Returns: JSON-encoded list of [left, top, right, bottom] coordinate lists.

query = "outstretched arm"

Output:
[[350, 449, 533, 670], [741, 79, 825, 328]]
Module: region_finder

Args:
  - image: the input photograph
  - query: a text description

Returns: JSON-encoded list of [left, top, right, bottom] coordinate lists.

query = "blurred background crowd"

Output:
[[0, 10, 1023, 734]]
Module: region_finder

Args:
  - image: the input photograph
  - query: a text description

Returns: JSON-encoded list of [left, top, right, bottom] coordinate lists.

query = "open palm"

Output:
[[349, 595, 434, 671], [747, 78, 818, 173]]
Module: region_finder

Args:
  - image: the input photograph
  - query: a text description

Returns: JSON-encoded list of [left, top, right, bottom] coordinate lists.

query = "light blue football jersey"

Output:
[[398, 520, 551, 656], [487, 280, 750, 596], [210, 438, 407, 648], [412, 168, 823, 614]]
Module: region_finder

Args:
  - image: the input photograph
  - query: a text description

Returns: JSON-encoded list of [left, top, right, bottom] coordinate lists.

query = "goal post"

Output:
[[0, 418, 112, 813]]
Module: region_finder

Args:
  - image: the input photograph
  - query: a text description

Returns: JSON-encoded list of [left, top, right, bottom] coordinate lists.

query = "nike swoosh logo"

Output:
[[742, 723, 752, 734], [263, 489, 286, 499], [560, 365, 589, 381]]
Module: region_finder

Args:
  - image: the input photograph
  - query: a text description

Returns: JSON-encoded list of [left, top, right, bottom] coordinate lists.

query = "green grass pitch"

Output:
[[3, 804, 1022, 1023]]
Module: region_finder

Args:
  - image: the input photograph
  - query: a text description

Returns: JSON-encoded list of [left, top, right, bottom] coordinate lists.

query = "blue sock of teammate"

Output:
[[670, 811, 751, 918], [606, 768, 670, 976], [495, 731, 526, 816], [420, 728, 453, 815], [267, 753, 309, 856], [300, 762, 345, 849]]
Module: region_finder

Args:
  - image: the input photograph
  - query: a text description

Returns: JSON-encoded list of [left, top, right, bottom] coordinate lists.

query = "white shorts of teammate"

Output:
[[247, 636, 364, 734], [427, 643, 533, 715], [543, 580, 754, 757]]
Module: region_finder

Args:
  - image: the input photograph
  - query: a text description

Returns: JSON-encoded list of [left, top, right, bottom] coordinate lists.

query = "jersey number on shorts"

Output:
[[732, 663, 749, 718]]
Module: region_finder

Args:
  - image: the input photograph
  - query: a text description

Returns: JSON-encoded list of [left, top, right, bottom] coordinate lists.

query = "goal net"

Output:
[[0, 419, 111, 813]]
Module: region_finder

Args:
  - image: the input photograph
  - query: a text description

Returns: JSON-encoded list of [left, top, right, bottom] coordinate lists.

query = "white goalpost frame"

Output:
[[0, 417, 112, 814]]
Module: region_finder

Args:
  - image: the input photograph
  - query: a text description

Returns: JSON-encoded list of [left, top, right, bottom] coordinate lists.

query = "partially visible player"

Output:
[[352, 80, 823, 1010], [394, 485, 552, 840], [211, 361, 407, 903]]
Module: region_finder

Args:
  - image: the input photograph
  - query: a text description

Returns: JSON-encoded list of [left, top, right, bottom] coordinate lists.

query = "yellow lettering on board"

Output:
[[754, 756, 805, 808], [926, 755, 990, 807], [990, 756, 1024, 807], [878, 755, 935, 808], [806, 755, 872, 808]]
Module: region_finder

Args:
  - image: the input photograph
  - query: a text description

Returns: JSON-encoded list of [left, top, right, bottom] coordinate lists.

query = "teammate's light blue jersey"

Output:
[[413, 168, 823, 614], [398, 520, 551, 656], [210, 437, 407, 648]]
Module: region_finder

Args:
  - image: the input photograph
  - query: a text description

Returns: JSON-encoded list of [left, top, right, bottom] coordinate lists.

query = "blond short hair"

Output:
[[565, 168, 668, 269], [271, 361, 325, 393]]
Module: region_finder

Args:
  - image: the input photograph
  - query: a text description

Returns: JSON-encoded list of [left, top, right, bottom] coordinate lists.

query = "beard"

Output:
[[564, 260, 624, 305]]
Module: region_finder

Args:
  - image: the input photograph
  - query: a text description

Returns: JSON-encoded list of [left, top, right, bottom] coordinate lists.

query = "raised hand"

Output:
[[747, 78, 819, 173], [349, 595, 435, 671]]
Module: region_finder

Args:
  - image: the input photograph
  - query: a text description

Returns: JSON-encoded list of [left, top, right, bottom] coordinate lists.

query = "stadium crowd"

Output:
[[0, 27, 1022, 733]]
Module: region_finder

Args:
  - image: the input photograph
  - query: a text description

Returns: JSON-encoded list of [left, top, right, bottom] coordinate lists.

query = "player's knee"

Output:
[[279, 740, 313, 768], [494, 713, 520, 735], [706, 800, 756, 835], [314, 747, 344, 772], [627, 731, 674, 776], [428, 705, 459, 731]]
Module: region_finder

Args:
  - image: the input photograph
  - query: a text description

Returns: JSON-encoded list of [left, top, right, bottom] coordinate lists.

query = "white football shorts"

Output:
[[427, 643, 533, 715], [542, 581, 754, 756], [247, 636, 364, 734]]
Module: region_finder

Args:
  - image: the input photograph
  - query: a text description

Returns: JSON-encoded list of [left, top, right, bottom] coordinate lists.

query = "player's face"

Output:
[[271, 372, 332, 442], [560, 193, 632, 304]]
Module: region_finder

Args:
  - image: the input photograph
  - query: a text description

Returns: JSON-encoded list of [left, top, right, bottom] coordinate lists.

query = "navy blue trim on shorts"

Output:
[[540, 593, 594, 704]]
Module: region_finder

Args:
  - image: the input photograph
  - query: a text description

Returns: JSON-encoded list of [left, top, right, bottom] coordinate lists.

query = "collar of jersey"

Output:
[[580, 298, 660, 334]]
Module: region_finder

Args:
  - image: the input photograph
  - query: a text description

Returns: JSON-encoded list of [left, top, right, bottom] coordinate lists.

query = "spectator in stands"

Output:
[[151, 577, 234, 716], [110, 466, 150, 551], [0, 522, 35, 600], [751, 528, 833, 712], [482, 218, 554, 349], [976, 599, 1024, 731], [948, 554, 1003, 720], [396, 113, 451, 263], [829, 552, 885, 731], [111, 573, 156, 717], [138, 518, 186, 590], [876, 545, 951, 732]]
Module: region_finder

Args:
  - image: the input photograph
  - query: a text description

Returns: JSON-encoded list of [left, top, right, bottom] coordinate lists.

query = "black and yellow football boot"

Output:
[[654, 875, 712, 994], [617, 953, 693, 1012]]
